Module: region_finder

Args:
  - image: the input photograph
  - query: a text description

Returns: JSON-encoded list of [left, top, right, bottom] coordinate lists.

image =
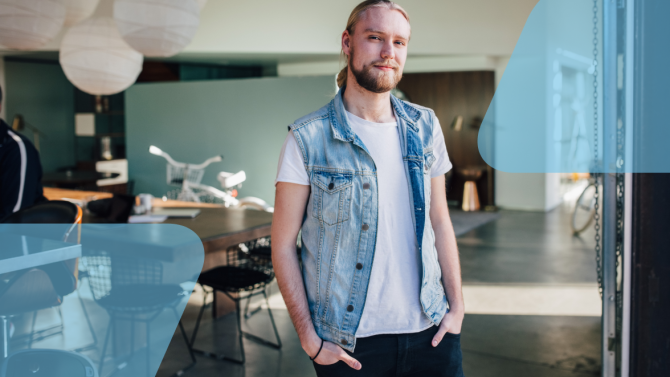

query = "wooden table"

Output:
[[44, 187, 230, 209], [79, 207, 273, 257], [45, 187, 274, 316], [162, 207, 272, 254], [44, 189, 274, 248]]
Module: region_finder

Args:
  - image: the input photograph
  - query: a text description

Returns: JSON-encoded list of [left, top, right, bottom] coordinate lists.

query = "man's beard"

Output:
[[349, 47, 402, 94]]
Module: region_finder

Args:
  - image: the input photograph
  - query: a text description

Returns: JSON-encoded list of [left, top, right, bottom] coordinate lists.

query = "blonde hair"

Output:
[[337, 0, 410, 88]]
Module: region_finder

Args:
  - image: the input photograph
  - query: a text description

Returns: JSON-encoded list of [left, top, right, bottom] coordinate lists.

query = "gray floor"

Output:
[[157, 204, 602, 377], [450, 209, 501, 237]]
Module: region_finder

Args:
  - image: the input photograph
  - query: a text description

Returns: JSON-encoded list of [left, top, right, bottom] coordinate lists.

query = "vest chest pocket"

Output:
[[311, 171, 353, 226], [423, 150, 436, 175]]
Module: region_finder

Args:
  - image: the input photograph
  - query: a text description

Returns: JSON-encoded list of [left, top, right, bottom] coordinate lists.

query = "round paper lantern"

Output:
[[114, 0, 200, 57], [59, 17, 143, 95], [63, 0, 100, 27], [0, 0, 66, 50]]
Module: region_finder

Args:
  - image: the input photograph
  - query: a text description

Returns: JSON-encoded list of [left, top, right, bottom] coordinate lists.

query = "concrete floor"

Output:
[[155, 203, 602, 377]]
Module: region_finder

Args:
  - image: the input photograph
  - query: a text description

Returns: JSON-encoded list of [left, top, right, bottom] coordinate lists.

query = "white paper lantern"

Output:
[[64, 0, 100, 27], [0, 0, 66, 50], [59, 17, 143, 95], [114, 0, 199, 58]]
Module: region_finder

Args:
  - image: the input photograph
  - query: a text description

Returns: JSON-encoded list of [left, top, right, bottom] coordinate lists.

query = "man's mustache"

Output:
[[370, 60, 399, 70]]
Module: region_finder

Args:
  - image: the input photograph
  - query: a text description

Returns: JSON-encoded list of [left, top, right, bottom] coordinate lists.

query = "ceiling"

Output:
[[0, 0, 540, 67]]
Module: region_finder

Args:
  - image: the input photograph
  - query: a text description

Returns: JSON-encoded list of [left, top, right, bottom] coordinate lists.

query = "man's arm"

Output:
[[428, 175, 465, 346], [0, 145, 22, 219], [271, 182, 362, 369]]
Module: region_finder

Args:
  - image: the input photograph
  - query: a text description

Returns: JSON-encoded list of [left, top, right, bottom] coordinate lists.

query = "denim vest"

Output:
[[290, 88, 448, 352]]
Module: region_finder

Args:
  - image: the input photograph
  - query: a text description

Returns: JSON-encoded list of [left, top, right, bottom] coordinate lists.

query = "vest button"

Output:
[[361, 224, 369, 231], [341, 339, 348, 345], [347, 305, 354, 312], [363, 183, 370, 189], [328, 182, 334, 190], [356, 263, 363, 270]]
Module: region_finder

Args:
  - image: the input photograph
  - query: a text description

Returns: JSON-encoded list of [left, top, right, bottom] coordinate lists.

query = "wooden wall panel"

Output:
[[397, 71, 495, 206]]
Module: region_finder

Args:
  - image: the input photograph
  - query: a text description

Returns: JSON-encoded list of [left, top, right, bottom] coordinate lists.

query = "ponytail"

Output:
[[337, 65, 348, 88]]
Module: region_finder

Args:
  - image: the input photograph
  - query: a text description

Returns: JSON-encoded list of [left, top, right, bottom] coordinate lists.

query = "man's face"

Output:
[[343, 7, 410, 93]]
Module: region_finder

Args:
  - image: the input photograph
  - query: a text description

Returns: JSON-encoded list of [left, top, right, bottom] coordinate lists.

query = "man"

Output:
[[272, 1, 464, 376], [0, 84, 47, 219]]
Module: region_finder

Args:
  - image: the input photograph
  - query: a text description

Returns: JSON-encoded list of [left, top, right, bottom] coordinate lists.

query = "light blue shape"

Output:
[[0, 224, 204, 377], [480, 0, 670, 173], [479, 0, 604, 173]]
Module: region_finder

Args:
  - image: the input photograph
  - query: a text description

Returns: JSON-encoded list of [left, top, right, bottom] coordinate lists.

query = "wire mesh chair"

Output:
[[82, 253, 195, 376], [238, 237, 273, 319], [189, 241, 281, 364], [0, 349, 98, 377], [241, 237, 272, 269]]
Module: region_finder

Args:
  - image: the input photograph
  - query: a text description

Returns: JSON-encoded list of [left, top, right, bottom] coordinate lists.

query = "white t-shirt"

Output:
[[275, 109, 452, 338]]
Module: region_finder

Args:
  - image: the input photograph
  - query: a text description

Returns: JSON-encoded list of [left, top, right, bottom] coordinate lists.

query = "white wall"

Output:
[[492, 54, 561, 212], [495, 172, 561, 211]]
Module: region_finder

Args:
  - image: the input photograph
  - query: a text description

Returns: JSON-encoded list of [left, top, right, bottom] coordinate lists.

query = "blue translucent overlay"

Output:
[[478, 0, 670, 173], [0, 224, 204, 377]]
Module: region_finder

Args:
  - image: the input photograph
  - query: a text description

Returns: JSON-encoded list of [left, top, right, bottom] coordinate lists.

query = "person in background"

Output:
[[0, 84, 47, 220], [272, 1, 464, 376]]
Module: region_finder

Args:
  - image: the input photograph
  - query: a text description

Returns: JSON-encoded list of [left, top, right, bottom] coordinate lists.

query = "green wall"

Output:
[[4, 60, 76, 173], [125, 75, 336, 204]]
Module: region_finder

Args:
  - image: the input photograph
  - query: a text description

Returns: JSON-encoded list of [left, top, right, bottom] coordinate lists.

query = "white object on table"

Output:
[[128, 215, 168, 224], [138, 193, 153, 212], [151, 208, 200, 218]]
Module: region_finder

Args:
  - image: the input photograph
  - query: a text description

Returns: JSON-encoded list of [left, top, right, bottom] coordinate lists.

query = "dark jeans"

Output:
[[312, 326, 464, 377]]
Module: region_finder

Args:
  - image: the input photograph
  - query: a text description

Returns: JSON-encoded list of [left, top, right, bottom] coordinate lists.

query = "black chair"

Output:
[[0, 200, 81, 242], [189, 240, 281, 364], [0, 348, 98, 377], [240, 238, 273, 319], [0, 269, 64, 359], [239, 237, 300, 319], [0, 201, 85, 357], [82, 254, 195, 376]]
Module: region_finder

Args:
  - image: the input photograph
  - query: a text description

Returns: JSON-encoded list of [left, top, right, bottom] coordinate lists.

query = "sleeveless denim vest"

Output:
[[290, 88, 448, 351]]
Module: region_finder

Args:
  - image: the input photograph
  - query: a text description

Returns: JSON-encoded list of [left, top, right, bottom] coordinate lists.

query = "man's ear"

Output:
[[341, 31, 351, 55]]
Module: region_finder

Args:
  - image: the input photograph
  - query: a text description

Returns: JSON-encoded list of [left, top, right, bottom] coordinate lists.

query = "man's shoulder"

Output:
[[397, 99, 436, 118], [1, 125, 34, 150], [0, 121, 20, 151], [0, 121, 41, 162], [289, 102, 331, 131], [395, 99, 437, 136]]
